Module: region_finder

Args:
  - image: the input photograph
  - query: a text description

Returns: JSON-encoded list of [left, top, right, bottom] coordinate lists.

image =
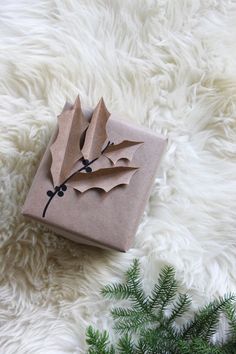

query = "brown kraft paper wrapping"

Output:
[[22, 105, 168, 252]]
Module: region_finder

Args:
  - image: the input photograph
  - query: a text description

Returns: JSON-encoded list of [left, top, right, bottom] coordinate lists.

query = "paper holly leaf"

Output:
[[49, 96, 143, 193], [103, 140, 144, 164], [67, 167, 138, 193], [50, 95, 89, 187], [81, 98, 110, 161], [43, 96, 145, 218]]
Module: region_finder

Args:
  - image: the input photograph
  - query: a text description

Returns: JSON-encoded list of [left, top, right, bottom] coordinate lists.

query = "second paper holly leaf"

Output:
[[51, 96, 143, 192]]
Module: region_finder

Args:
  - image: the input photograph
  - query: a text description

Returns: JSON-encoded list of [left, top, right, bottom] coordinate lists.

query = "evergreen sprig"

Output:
[[86, 259, 236, 354], [86, 326, 115, 354]]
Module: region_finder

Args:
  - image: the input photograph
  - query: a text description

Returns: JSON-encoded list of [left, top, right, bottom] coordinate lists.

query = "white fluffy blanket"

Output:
[[0, 1, 236, 353]]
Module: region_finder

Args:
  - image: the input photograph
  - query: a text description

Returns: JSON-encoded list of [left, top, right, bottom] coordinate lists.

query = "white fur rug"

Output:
[[1, 1, 236, 353]]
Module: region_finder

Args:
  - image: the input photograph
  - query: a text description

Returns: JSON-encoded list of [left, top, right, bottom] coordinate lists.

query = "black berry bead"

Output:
[[85, 166, 92, 173], [55, 186, 60, 191], [82, 159, 89, 166], [58, 191, 64, 197], [47, 190, 53, 197], [61, 184, 67, 191]]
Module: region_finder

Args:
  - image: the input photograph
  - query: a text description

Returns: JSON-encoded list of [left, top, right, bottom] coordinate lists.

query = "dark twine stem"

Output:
[[42, 141, 112, 218]]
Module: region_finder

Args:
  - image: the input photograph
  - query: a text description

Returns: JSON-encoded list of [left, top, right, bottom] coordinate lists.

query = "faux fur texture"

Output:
[[0, 1, 236, 353]]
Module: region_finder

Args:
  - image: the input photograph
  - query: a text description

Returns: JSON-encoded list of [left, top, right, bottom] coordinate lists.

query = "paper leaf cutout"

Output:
[[81, 98, 110, 161], [50, 95, 89, 187], [103, 140, 143, 164], [67, 167, 138, 193]]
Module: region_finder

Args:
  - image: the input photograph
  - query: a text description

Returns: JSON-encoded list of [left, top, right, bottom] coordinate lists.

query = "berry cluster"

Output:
[[82, 159, 92, 173], [47, 184, 67, 198]]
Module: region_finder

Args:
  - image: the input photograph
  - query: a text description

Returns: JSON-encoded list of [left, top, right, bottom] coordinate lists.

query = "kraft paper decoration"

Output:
[[22, 97, 167, 252]]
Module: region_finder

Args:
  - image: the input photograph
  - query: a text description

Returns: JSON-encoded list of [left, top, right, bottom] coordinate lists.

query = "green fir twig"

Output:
[[86, 259, 236, 354]]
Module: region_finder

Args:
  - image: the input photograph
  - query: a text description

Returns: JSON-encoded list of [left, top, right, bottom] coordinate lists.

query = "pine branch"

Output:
[[117, 334, 135, 354], [111, 307, 152, 330], [113, 312, 151, 334], [102, 260, 149, 313], [181, 294, 236, 341], [135, 340, 147, 354], [86, 259, 236, 354], [177, 338, 224, 354], [223, 301, 236, 334], [220, 302, 236, 353], [219, 340, 236, 354], [137, 327, 178, 354], [148, 265, 178, 315], [86, 326, 115, 354], [126, 259, 149, 312], [167, 293, 191, 324], [101, 284, 132, 300]]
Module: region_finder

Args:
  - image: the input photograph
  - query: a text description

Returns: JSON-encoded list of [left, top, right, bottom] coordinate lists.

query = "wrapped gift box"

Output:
[[22, 97, 167, 252]]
